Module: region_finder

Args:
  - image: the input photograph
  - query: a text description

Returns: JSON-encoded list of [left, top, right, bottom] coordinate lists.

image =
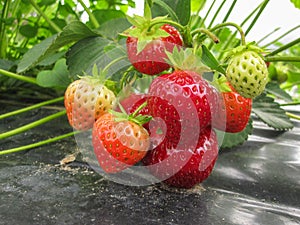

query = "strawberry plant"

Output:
[[1, 0, 300, 188]]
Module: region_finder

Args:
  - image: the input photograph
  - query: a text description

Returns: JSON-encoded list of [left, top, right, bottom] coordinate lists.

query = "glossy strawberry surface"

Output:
[[143, 127, 218, 189], [92, 113, 150, 173], [126, 24, 183, 75]]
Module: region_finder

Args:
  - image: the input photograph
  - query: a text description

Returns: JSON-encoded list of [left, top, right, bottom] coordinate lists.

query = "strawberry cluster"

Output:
[[63, 17, 269, 188]]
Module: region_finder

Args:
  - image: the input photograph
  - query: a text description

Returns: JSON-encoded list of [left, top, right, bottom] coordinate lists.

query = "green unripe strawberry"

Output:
[[226, 50, 269, 99]]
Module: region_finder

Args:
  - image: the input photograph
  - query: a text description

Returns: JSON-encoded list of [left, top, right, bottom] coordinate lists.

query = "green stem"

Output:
[[28, 0, 62, 33], [245, 0, 270, 36], [0, 69, 37, 85], [280, 101, 300, 107], [199, 0, 217, 28], [0, 97, 64, 120], [264, 56, 300, 62], [77, 0, 100, 29], [0, 131, 78, 155], [0, 110, 66, 140], [0, 0, 10, 58], [217, 1, 263, 60], [286, 112, 300, 121], [148, 19, 185, 31], [210, 22, 246, 45], [257, 27, 280, 45], [262, 25, 300, 48], [191, 28, 220, 43], [208, 0, 227, 29], [266, 37, 300, 57]]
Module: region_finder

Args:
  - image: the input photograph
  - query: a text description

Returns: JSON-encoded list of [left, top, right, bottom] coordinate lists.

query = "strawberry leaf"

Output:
[[201, 45, 226, 74], [217, 119, 253, 149], [265, 81, 293, 102], [17, 21, 97, 73], [36, 58, 70, 88], [252, 94, 294, 130]]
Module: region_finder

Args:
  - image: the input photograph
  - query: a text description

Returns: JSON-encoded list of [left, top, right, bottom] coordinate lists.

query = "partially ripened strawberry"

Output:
[[143, 127, 218, 189], [64, 77, 116, 131], [92, 108, 151, 173], [213, 83, 252, 133]]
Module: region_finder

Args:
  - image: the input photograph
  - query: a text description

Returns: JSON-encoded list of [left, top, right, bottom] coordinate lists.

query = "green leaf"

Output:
[[93, 9, 126, 23], [19, 24, 38, 38], [97, 17, 131, 40], [201, 45, 226, 74], [290, 0, 300, 9], [265, 82, 293, 102], [66, 37, 129, 79], [218, 119, 253, 149], [17, 21, 98, 73], [152, 0, 191, 26], [36, 58, 71, 88], [252, 94, 294, 130], [191, 0, 206, 12]]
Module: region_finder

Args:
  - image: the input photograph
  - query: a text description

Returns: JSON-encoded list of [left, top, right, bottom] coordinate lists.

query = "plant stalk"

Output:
[[28, 0, 62, 33], [0, 69, 37, 84], [0, 110, 66, 140], [0, 131, 78, 155], [266, 37, 300, 57], [264, 56, 300, 62], [0, 97, 64, 120], [77, 0, 100, 29]]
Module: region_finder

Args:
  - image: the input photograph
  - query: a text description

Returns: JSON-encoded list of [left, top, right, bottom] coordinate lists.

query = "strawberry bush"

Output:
[[1, 0, 300, 188]]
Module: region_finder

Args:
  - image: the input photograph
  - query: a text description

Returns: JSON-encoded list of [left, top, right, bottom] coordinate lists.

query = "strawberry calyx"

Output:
[[165, 47, 210, 74], [211, 74, 232, 93], [109, 102, 152, 127], [225, 42, 267, 60], [122, 3, 183, 53]]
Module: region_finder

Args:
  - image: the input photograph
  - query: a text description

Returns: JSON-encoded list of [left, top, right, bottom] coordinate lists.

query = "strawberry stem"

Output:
[[28, 0, 62, 33], [77, 0, 100, 29], [0, 96, 64, 120], [0, 68, 37, 85], [264, 56, 300, 63], [286, 112, 300, 121], [147, 19, 185, 32], [0, 110, 66, 140], [261, 25, 300, 48], [191, 28, 220, 43], [266, 37, 300, 57], [0, 131, 79, 155], [209, 22, 246, 46]]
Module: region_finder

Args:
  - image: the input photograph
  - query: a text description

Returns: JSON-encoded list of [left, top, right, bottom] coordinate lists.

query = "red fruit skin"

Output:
[[119, 93, 149, 116], [92, 113, 150, 173], [143, 127, 218, 189], [147, 70, 220, 146], [126, 24, 183, 75], [119, 93, 165, 149], [213, 85, 252, 133]]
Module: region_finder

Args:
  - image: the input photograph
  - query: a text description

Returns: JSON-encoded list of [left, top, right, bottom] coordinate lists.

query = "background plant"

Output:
[[1, 0, 300, 154]]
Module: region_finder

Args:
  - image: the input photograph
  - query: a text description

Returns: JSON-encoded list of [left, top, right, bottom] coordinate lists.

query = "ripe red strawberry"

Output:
[[64, 77, 116, 131], [213, 84, 252, 133], [119, 93, 149, 116], [143, 127, 218, 189], [92, 112, 151, 173], [126, 24, 183, 75], [147, 70, 219, 146]]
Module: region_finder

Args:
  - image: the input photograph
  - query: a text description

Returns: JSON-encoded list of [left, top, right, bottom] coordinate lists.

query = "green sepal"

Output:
[[109, 102, 152, 127], [224, 42, 267, 61], [165, 47, 211, 74], [212, 74, 232, 93]]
